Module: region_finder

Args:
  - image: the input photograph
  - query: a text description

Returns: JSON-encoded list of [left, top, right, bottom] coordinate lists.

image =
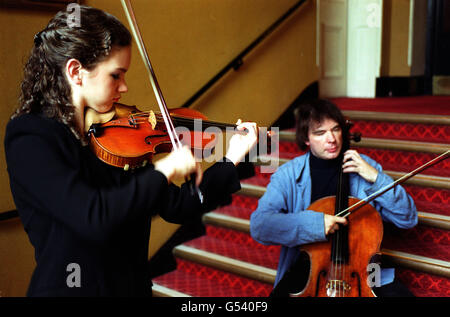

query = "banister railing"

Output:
[[180, 0, 308, 108]]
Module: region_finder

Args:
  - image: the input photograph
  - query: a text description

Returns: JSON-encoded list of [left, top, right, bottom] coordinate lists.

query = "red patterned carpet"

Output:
[[333, 96, 450, 115]]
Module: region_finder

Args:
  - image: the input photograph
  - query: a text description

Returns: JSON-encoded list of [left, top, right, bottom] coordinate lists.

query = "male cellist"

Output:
[[250, 99, 418, 297]]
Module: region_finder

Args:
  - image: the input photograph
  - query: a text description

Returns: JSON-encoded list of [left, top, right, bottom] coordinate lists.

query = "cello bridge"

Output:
[[326, 280, 351, 297]]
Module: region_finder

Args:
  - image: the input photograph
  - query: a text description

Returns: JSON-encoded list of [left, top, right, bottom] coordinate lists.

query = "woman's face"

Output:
[[80, 45, 131, 113]]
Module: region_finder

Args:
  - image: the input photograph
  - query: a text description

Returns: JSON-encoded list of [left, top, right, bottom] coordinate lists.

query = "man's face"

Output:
[[306, 118, 343, 160]]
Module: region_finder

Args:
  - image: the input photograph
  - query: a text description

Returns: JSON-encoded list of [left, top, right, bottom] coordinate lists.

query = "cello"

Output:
[[286, 122, 383, 297]]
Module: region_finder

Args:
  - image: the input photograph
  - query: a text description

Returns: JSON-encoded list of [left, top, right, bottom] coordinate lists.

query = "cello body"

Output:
[[290, 196, 383, 297]]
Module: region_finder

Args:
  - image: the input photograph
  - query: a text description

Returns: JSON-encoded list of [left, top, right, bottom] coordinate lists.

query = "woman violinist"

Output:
[[5, 6, 257, 296], [250, 99, 418, 297]]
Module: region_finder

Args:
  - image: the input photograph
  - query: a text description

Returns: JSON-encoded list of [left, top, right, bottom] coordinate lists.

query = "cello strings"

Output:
[[335, 171, 346, 297]]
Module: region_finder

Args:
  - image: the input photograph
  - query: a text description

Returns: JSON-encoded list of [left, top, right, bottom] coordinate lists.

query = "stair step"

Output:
[[183, 231, 280, 270], [382, 249, 450, 278], [239, 180, 450, 217], [205, 207, 450, 232], [355, 148, 450, 179], [268, 135, 450, 179], [167, 222, 449, 296], [226, 190, 449, 228], [174, 244, 277, 285], [395, 268, 450, 297], [277, 135, 450, 178], [203, 226, 280, 259], [153, 258, 272, 297], [152, 282, 191, 297], [203, 207, 450, 278], [382, 226, 450, 263], [349, 119, 450, 144], [341, 110, 450, 125], [279, 132, 450, 153], [334, 96, 450, 117], [251, 159, 450, 190]]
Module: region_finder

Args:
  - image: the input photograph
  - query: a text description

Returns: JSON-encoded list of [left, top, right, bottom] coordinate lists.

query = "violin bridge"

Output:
[[148, 110, 157, 130]]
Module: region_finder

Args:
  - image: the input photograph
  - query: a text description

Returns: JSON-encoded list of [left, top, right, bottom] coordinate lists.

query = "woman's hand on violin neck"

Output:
[[342, 150, 378, 183], [225, 120, 258, 166], [324, 214, 348, 235], [154, 146, 203, 185]]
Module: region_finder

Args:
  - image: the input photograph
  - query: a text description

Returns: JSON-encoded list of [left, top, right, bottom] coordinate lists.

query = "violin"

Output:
[[86, 102, 262, 171], [85, 0, 272, 178], [85, 0, 273, 204]]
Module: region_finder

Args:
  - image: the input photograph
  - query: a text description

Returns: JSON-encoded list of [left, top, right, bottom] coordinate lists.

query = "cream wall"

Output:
[[0, 8, 56, 212], [0, 7, 58, 297]]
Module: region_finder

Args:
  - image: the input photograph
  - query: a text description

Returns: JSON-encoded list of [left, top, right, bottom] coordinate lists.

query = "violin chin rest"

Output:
[[84, 107, 116, 133]]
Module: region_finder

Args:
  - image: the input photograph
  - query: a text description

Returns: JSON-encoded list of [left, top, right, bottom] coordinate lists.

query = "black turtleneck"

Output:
[[309, 153, 341, 203]]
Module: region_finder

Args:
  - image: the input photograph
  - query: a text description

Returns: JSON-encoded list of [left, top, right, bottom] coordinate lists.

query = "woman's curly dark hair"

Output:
[[14, 5, 131, 141]]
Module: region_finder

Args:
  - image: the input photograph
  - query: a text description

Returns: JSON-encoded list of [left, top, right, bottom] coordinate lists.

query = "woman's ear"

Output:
[[65, 58, 83, 85]]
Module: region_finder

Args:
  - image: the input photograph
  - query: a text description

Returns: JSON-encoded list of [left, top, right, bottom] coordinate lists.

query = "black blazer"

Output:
[[4, 113, 241, 296]]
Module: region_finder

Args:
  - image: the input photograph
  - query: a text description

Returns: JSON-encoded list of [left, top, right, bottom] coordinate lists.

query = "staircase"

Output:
[[152, 97, 450, 297]]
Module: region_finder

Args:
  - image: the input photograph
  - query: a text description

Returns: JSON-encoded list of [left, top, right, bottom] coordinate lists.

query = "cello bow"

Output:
[[337, 149, 450, 218]]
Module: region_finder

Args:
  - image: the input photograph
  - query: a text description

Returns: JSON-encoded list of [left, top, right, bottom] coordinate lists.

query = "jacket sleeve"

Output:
[[250, 169, 326, 247], [157, 159, 241, 224], [5, 130, 169, 246], [360, 155, 418, 229]]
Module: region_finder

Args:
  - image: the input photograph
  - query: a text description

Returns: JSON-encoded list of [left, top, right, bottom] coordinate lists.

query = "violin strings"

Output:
[[131, 111, 237, 129], [128, 112, 240, 131]]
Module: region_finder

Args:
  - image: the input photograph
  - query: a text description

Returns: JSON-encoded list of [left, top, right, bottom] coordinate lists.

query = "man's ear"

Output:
[[65, 58, 83, 85]]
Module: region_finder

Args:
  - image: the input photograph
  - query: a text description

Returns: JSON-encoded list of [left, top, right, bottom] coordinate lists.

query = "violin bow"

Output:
[[121, 0, 203, 201], [120, 0, 179, 149], [336, 149, 450, 218]]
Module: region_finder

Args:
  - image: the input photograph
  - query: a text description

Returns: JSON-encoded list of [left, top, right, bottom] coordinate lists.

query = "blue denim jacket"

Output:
[[250, 151, 417, 287]]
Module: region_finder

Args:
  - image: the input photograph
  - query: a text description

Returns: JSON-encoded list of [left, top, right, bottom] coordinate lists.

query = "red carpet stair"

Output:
[[152, 97, 450, 297]]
